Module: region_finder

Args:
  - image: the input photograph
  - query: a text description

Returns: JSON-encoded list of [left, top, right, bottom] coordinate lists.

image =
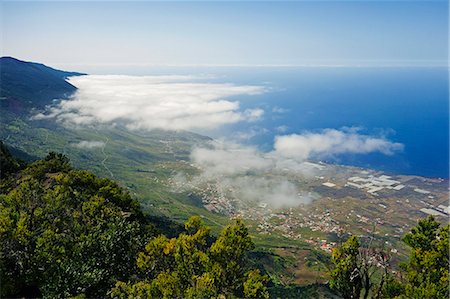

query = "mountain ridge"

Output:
[[0, 56, 86, 114]]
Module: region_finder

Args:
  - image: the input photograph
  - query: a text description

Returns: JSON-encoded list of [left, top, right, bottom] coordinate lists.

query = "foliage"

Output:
[[330, 235, 363, 298], [0, 150, 152, 298], [381, 274, 405, 299], [329, 216, 449, 299], [110, 216, 269, 299], [400, 216, 449, 299], [243, 269, 270, 299], [329, 235, 391, 299], [1, 147, 268, 298], [8, 145, 447, 299], [0, 141, 25, 177]]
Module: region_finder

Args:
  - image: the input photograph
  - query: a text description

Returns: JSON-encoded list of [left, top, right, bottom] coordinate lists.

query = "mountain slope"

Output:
[[0, 56, 86, 114], [0, 58, 339, 296]]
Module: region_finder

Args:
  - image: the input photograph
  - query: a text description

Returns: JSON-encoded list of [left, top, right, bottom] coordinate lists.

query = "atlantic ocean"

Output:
[[89, 65, 449, 178], [215, 67, 449, 178]]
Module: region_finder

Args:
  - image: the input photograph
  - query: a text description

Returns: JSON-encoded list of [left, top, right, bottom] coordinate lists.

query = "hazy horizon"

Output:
[[2, 1, 448, 68]]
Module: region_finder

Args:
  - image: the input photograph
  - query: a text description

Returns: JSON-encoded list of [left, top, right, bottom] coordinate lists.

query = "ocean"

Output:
[[89, 65, 449, 178], [205, 67, 449, 179]]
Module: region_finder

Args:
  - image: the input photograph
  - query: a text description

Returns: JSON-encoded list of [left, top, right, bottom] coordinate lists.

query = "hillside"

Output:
[[0, 57, 85, 114], [0, 146, 270, 298], [1, 58, 448, 298], [1, 144, 448, 298], [0, 58, 336, 291]]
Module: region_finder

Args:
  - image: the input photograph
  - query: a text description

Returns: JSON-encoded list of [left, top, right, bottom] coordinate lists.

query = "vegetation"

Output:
[[400, 216, 449, 299], [110, 216, 268, 299], [0, 82, 332, 293], [0, 150, 151, 298], [0, 146, 267, 298], [329, 235, 391, 299], [1, 144, 448, 298], [0, 141, 25, 177], [2, 58, 447, 299], [329, 216, 449, 299]]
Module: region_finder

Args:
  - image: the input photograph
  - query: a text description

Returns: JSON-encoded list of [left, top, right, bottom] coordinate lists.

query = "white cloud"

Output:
[[272, 106, 290, 114], [217, 176, 311, 209], [274, 128, 404, 160], [72, 140, 105, 149], [244, 108, 265, 122], [190, 141, 274, 176], [178, 128, 403, 208], [275, 125, 289, 133], [189, 140, 323, 179], [232, 126, 270, 141], [40, 75, 265, 131], [180, 141, 319, 208]]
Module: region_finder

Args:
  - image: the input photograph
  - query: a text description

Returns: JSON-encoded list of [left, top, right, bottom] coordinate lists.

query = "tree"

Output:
[[243, 269, 270, 299], [0, 141, 24, 177], [110, 217, 269, 299], [329, 235, 391, 299], [329, 217, 450, 299], [1, 148, 268, 298], [210, 218, 255, 296], [0, 152, 152, 298], [381, 274, 404, 299], [330, 235, 363, 299], [401, 216, 449, 299]]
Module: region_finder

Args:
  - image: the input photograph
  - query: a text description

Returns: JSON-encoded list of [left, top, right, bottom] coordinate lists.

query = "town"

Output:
[[169, 161, 449, 256]]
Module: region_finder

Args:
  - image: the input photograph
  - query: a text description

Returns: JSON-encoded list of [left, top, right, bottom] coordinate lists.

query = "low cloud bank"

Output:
[[274, 128, 404, 160], [178, 128, 403, 208], [215, 176, 312, 209], [191, 142, 273, 176], [181, 141, 318, 209], [35, 75, 265, 131], [72, 140, 105, 149]]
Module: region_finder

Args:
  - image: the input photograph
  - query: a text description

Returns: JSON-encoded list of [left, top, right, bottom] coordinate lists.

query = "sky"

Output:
[[1, 1, 448, 68], [1, 0, 447, 189]]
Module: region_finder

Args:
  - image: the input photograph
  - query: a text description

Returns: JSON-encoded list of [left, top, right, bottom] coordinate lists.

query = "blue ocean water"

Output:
[[96, 65, 448, 178], [208, 67, 449, 178]]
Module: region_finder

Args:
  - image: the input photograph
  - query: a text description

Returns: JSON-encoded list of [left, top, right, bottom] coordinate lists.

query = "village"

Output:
[[169, 161, 449, 255]]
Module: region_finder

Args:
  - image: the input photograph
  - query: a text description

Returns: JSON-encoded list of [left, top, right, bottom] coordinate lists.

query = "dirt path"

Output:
[[100, 136, 114, 178]]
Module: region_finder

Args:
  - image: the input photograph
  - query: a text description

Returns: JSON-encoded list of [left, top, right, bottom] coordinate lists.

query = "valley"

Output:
[[1, 57, 448, 294], [2, 111, 448, 286]]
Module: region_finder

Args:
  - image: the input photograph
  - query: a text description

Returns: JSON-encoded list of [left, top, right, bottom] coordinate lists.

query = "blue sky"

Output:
[[1, 1, 448, 67]]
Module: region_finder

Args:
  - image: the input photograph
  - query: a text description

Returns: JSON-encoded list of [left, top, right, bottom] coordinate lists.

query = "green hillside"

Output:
[[2, 58, 447, 298], [1, 145, 447, 298], [0, 59, 338, 295], [0, 147, 268, 298]]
